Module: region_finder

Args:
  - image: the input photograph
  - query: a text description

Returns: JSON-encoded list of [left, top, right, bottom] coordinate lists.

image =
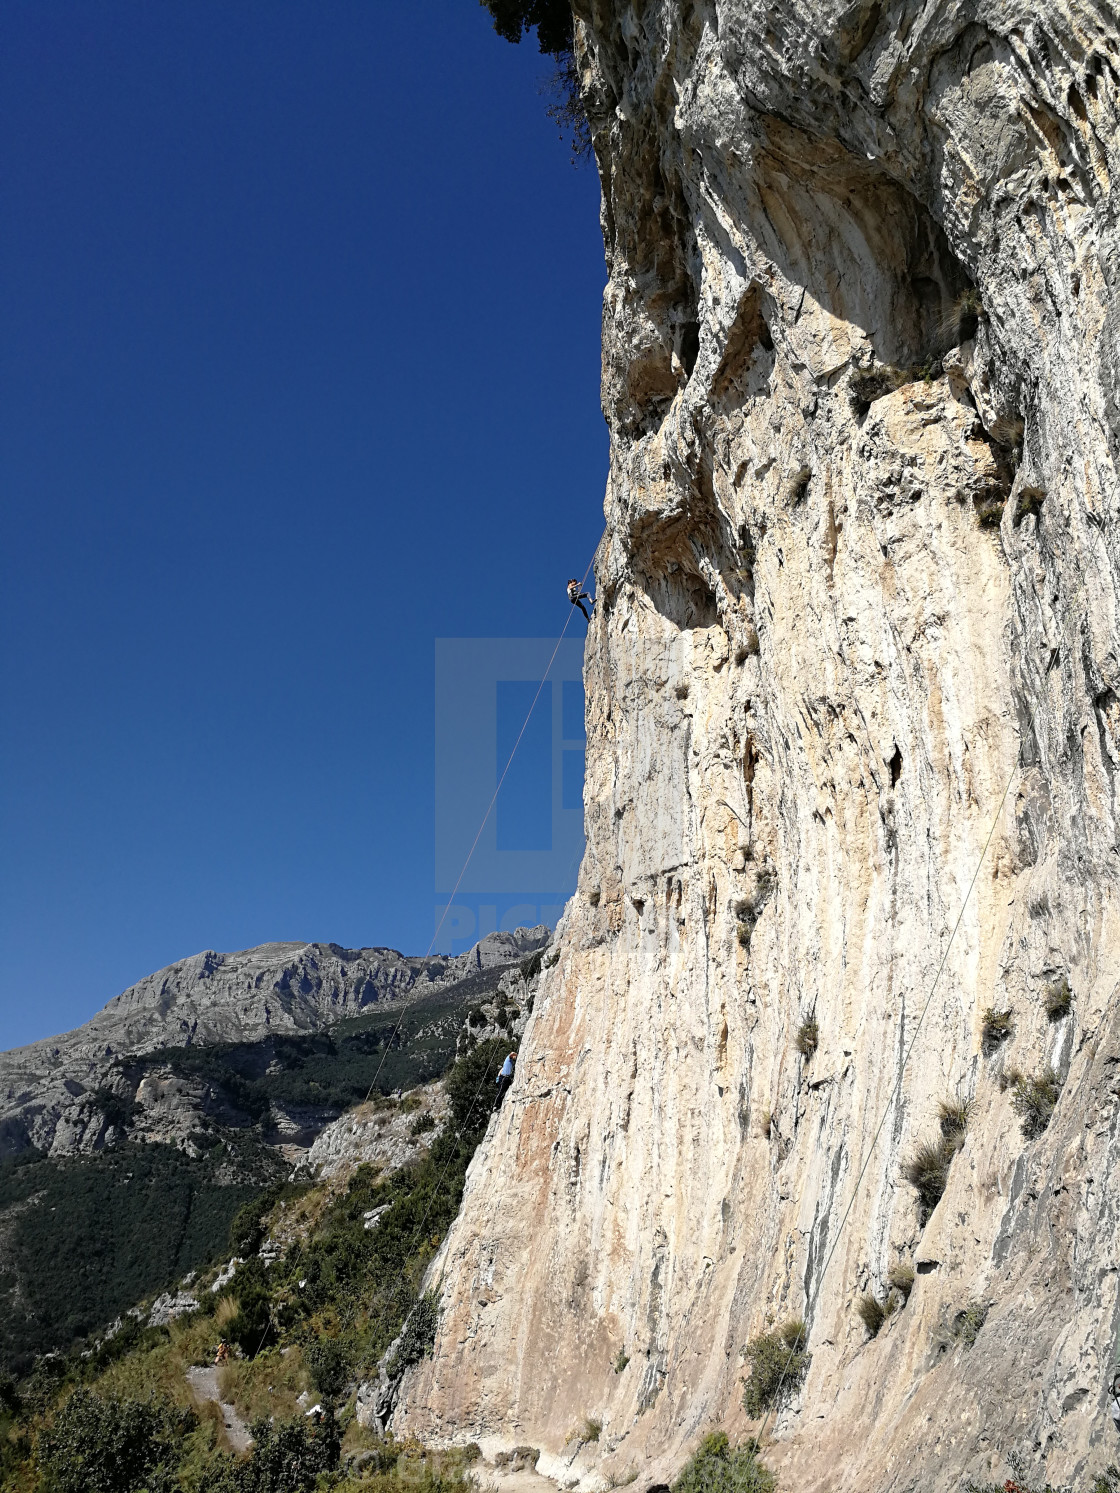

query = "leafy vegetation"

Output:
[[980, 1007, 1013, 1051], [478, 1, 590, 161], [794, 1019, 819, 1059], [741, 1319, 809, 1417], [0, 1141, 281, 1374], [1044, 977, 1072, 1021], [952, 1302, 988, 1348], [1009, 1068, 1061, 1138], [0, 1040, 511, 1489], [38, 1389, 196, 1493], [672, 1431, 775, 1493]]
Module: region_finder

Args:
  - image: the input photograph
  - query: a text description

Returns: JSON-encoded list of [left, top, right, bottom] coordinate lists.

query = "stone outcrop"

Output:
[[299, 1084, 451, 1183], [397, 4, 1120, 1491], [0, 928, 548, 1158]]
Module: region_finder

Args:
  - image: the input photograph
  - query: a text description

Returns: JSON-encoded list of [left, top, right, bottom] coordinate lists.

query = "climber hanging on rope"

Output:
[[567, 578, 593, 622], [495, 1049, 517, 1109]]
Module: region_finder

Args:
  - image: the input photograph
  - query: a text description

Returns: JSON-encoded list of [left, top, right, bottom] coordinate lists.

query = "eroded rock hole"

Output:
[[889, 746, 902, 787]]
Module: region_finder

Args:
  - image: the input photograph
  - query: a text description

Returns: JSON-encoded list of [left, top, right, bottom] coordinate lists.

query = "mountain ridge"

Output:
[[0, 927, 548, 1159]]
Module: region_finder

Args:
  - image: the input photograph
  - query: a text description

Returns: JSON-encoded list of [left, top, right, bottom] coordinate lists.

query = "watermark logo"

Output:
[[434, 638, 585, 952]]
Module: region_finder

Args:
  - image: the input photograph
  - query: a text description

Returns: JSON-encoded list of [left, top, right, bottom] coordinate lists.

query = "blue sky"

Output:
[[0, 1, 607, 1049]]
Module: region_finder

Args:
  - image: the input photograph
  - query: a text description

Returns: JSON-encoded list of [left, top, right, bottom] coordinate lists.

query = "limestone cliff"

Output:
[[397, 3, 1120, 1489]]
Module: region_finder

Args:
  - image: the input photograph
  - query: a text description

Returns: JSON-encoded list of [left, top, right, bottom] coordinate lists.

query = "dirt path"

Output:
[[185, 1364, 253, 1454]]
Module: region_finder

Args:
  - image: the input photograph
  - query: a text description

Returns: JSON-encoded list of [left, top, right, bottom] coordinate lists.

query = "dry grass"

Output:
[[855, 1294, 885, 1338], [903, 1137, 957, 1220], [887, 1262, 915, 1300], [937, 1096, 973, 1144], [95, 1313, 215, 1409], [213, 1294, 239, 1329], [217, 1343, 309, 1424]]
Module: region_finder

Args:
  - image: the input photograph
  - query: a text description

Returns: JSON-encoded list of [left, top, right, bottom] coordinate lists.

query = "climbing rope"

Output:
[[353, 547, 597, 1110], [752, 579, 1085, 1444]]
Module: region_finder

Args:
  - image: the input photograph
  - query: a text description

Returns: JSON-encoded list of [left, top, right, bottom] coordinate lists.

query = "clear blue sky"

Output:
[[0, 1, 607, 1049]]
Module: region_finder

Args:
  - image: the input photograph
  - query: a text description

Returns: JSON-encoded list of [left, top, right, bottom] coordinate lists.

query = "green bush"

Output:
[[233, 1411, 339, 1493], [794, 1019, 818, 1059], [741, 1320, 809, 1417], [38, 1389, 194, 1493], [225, 1259, 275, 1358], [444, 1038, 510, 1132], [672, 1431, 775, 1493], [304, 1336, 350, 1401], [1010, 1069, 1061, 1138], [953, 1302, 988, 1348], [520, 947, 545, 981], [980, 1007, 1013, 1050], [387, 1291, 439, 1378], [92, 1088, 139, 1132]]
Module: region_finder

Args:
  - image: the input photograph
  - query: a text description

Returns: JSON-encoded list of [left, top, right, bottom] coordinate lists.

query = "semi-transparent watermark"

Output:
[[434, 638, 585, 952]]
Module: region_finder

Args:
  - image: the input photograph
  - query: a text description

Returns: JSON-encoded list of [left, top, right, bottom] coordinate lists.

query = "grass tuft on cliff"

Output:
[[903, 1136, 959, 1222], [673, 1431, 775, 1493], [1009, 1068, 1062, 1138]]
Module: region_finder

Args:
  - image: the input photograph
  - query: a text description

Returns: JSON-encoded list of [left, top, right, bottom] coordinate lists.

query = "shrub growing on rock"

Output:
[[980, 1007, 1013, 1050], [387, 1290, 440, 1378], [1044, 977, 1072, 1021], [741, 1319, 809, 1417], [953, 1302, 988, 1348], [1010, 1068, 1061, 1138], [672, 1431, 775, 1493], [903, 1137, 958, 1221], [794, 1020, 819, 1059]]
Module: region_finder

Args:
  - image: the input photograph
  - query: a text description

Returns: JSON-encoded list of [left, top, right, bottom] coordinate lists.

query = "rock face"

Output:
[[398, 5, 1120, 1490], [299, 1085, 452, 1183], [0, 929, 548, 1158]]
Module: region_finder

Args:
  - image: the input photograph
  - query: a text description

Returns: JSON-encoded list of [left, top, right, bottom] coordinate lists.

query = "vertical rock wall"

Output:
[[399, 4, 1120, 1488]]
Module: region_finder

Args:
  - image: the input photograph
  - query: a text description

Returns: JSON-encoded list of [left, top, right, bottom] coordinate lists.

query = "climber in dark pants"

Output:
[[567, 578, 593, 621], [495, 1050, 517, 1109]]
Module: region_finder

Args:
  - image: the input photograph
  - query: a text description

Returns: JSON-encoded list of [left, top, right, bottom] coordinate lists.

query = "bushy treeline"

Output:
[[0, 1039, 512, 1491], [0, 1141, 281, 1375]]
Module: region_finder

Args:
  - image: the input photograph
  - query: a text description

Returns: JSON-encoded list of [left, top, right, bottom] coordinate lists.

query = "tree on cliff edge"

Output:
[[478, 0, 591, 161]]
